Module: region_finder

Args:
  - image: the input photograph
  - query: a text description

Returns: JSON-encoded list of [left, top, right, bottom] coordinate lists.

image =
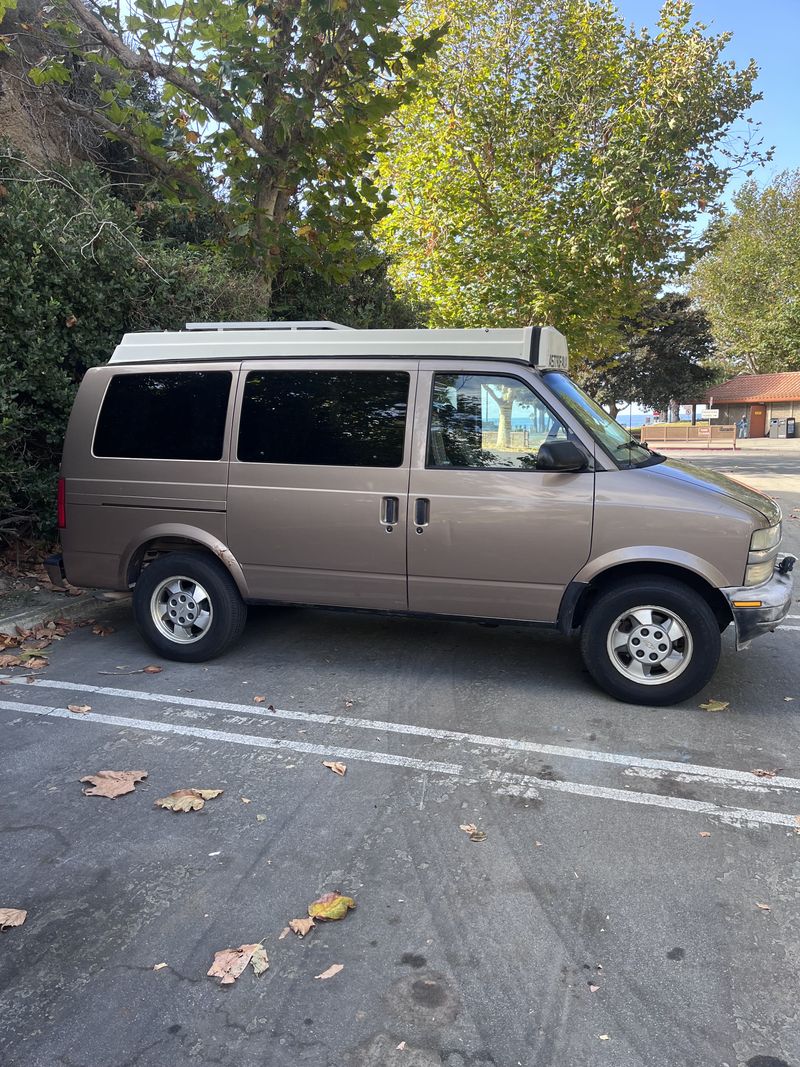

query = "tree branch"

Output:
[[49, 92, 208, 198], [63, 0, 268, 158]]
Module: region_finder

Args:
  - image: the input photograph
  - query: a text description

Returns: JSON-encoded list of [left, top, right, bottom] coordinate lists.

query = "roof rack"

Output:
[[184, 320, 354, 331]]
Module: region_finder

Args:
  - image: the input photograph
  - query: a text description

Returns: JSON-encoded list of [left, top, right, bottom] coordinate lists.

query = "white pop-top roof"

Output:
[[109, 323, 569, 370]]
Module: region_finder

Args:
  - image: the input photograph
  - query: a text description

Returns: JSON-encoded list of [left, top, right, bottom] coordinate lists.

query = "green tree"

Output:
[[2, 0, 445, 295], [0, 149, 271, 539], [578, 294, 717, 419], [376, 0, 768, 359], [690, 171, 800, 374]]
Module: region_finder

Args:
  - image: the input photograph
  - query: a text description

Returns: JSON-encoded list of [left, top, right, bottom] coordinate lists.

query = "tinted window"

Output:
[[238, 371, 410, 467], [428, 373, 568, 469], [94, 372, 232, 460]]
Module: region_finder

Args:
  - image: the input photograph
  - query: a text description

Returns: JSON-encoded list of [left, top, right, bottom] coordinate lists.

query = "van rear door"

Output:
[[407, 364, 594, 622], [227, 361, 416, 610]]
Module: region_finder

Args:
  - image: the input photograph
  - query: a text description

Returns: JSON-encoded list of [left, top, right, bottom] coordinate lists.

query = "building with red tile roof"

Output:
[[705, 372, 800, 438]]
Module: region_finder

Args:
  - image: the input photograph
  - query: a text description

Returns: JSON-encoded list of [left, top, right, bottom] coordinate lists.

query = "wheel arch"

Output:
[[121, 524, 248, 598], [560, 561, 733, 634]]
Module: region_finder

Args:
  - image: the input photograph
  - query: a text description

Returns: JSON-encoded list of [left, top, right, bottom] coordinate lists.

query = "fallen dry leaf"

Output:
[[155, 788, 223, 812], [0, 654, 23, 668], [322, 760, 347, 777], [81, 770, 147, 798], [24, 657, 49, 670], [278, 927, 291, 940], [752, 768, 780, 778], [250, 944, 269, 976], [143, 665, 163, 674], [67, 704, 91, 715], [315, 963, 343, 980], [153, 962, 168, 971], [0, 908, 27, 930], [698, 831, 711, 838], [699, 699, 729, 712], [396, 1041, 407, 1051], [308, 892, 356, 921], [207, 943, 267, 984], [92, 625, 115, 637], [241, 797, 251, 804], [253, 696, 266, 704], [755, 902, 771, 911], [588, 983, 599, 993], [288, 917, 316, 937], [344, 698, 354, 709], [459, 823, 487, 842], [256, 814, 267, 822], [599, 1035, 610, 1041]]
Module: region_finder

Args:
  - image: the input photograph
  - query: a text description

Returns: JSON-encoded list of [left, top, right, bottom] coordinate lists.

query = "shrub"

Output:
[[0, 150, 270, 540]]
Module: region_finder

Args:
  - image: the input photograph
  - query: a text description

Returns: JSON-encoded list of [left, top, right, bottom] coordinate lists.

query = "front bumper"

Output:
[[722, 556, 796, 650]]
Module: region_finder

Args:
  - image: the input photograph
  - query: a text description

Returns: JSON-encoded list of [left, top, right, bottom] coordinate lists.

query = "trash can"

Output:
[[769, 418, 780, 439], [787, 417, 796, 439], [777, 418, 789, 439]]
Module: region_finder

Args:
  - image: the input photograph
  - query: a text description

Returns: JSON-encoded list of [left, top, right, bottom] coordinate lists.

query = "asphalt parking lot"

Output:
[[1, 450, 799, 1067]]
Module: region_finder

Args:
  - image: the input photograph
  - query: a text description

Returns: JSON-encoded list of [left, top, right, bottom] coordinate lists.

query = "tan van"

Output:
[[47, 321, 795, 706]]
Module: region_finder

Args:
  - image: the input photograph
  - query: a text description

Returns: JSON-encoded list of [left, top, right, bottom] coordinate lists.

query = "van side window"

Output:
[[428, 373, 568, 470], [94, 372, 232, 460], [238, 371, 410, 467]]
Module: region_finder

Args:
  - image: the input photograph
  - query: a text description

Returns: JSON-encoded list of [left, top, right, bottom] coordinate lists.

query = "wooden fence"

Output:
[[639, 423, 737, 450]]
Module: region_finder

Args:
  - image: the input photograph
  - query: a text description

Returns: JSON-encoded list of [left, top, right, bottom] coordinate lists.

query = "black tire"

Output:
[[579, 577, 721, 706], [132, 551, 247, 662]]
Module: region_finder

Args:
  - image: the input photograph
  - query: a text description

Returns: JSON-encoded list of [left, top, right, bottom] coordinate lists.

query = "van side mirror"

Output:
[[536, 440, 588, 473]]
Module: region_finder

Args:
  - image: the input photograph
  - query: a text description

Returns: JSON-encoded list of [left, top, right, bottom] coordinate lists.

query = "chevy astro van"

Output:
[[47, 321, 795, 706]]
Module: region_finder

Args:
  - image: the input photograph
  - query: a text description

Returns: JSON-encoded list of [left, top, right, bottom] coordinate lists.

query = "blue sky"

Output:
[[617, 0, 800, 196]]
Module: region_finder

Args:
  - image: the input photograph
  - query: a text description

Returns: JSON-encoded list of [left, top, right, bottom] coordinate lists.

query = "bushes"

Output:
[[0, 152, 270, 539], [0, 150, 422, 541]]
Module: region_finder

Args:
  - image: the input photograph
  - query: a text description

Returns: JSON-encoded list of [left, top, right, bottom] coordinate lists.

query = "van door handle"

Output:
[[414, 498, 430, 528], [381, 496, 399, 526]]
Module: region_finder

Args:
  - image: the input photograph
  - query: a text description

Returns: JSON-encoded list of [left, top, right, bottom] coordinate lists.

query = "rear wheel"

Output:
[[579, 577, 721, 706], [133, 551, 247, 662]]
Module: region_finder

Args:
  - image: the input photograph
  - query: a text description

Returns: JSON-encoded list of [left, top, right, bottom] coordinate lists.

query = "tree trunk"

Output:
[[253, 170, 292, 307], [496, 398, 514, 449]]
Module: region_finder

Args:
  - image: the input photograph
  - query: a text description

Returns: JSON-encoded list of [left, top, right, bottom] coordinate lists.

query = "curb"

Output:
[[0, 591, 130, 635]]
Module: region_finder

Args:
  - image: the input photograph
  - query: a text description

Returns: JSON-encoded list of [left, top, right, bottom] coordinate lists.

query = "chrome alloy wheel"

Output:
[[606, 605, 693, 685], [150, 576, 213, 644]]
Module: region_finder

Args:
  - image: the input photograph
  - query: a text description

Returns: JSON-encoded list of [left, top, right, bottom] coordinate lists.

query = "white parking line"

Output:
[[0, 699, 461, 776], [6, 675, 800, 794], [1, 697, 797, 830], [487, 771, 800, 829]]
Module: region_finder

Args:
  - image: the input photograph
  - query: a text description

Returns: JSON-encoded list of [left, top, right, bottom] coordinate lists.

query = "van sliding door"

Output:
[[227, 361, 417, 610]]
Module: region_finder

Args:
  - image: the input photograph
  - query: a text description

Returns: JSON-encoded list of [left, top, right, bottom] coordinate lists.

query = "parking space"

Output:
[[1, 450, 799, 1067]]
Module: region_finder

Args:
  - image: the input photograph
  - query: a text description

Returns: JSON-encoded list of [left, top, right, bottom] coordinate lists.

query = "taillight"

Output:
[[57, 478, 66, 529]]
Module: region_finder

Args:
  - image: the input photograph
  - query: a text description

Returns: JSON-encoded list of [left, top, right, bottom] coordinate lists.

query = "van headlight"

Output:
[[750, 524, 781, 552]]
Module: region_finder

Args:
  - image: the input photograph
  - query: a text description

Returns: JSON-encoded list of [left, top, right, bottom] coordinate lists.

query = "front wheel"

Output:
[[579, 578, 721, 706], [132, 551, 247, 662]]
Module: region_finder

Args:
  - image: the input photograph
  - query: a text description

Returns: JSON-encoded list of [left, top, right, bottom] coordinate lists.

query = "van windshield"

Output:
[[543, 372, 664, 469]]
